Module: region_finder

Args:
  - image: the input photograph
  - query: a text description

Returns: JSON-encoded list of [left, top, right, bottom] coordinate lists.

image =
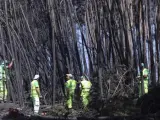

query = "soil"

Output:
[[0, 98, 158, 120], [0, 98, 140, 120]]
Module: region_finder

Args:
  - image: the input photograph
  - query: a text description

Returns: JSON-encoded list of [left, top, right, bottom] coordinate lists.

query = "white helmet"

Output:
[[66, 74, 73, 77], [33, 74, 40, 79]]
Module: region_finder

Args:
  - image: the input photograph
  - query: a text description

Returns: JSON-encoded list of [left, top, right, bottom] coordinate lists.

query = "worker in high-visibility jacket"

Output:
[[138, 63, 149, 97], [0, 59, 14, 102], [31, 74, 41, 114], [65, 74, 77, 109], [80, 76, 92, 110]]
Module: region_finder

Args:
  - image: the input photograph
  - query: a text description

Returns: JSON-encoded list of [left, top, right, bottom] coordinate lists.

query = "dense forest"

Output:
[[0, 0, 160, 118]]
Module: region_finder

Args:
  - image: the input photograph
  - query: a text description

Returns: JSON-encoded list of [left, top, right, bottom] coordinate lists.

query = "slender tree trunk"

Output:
[[48, 0, 56, 105]]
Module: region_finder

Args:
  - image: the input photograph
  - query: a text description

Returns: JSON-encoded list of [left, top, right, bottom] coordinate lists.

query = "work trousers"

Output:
[[0, 80, 7, 101], [139, 80, 148, 97], [81, 89, 90, 109], [66, 89, 75, 109], [32, 97, 40, 114]]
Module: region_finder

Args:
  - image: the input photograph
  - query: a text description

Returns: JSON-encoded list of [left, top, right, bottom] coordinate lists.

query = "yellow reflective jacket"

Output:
[[143, 68, 149, 80], [31, 80, 39, 98], [65, 79, 77, 90], [80, 80, 92, 91]]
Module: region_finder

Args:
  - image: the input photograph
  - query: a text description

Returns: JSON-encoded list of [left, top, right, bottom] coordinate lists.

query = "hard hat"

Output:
[[141, 63, 144, 67], [66, 74, 73, 77], [33, 74, 40, 79]]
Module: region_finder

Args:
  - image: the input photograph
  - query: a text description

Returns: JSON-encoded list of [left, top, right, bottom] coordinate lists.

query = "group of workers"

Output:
[[29, 63, 150, 114], [65, 74, 92, 110], [0, 58, 41, 115], [30, 73, 92, 114], [0, 55, 149, 115], [0, 57, 92, 115]]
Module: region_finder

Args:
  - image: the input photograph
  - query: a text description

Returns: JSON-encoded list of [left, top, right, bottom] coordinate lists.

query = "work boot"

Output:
[[83, 107, 89, 112], [68, 108, 73, 113]]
